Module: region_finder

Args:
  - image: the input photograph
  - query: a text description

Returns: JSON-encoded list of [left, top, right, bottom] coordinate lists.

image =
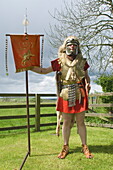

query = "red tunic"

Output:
[[51, 58, 89, 114]]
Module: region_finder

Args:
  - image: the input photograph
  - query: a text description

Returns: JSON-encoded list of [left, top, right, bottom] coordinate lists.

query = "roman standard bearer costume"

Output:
[[51, 37, 89, 114]]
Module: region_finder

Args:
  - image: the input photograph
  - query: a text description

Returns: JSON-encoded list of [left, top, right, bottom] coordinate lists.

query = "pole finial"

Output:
[[23, 8, 29, 34]]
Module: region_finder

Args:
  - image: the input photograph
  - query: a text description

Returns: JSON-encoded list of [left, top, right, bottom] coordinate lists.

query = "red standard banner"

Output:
[[10, 35, 40, 73]]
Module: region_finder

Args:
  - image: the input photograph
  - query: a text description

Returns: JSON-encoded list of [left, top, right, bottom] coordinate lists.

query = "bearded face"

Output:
[[65, 38, 79, 57]]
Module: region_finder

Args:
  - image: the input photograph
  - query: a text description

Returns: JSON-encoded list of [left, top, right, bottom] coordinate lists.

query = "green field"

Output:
[[0, 126, 113, 170], [0, 99, 113, 169]]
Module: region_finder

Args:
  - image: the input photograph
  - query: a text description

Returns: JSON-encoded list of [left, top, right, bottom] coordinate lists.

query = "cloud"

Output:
[[0, 72, 56, 94], [0, 74, 25, 93], [90, 82, 102, 93], [29, 74, 56, 93], [0, 72, 102, 94]]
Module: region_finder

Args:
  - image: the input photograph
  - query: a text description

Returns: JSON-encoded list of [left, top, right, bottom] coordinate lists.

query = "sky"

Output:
[[0, 0, 102, 94]]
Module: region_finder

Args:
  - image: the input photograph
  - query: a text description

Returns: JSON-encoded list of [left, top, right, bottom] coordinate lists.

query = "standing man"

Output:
[[30, 36, 93, 159]]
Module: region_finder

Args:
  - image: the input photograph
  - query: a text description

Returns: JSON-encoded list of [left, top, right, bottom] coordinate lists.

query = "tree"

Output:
[[95, 74, 113, 112], [48, 0, 113, 73], [96, 74, 113, 92]]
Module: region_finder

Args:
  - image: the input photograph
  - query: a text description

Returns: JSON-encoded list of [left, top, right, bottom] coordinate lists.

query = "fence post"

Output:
[[91, 96, 93, 110], [35, 94, 40, 131]]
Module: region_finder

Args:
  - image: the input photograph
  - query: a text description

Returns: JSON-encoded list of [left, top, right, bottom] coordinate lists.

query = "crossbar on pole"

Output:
[[5, 34, 44, 36]]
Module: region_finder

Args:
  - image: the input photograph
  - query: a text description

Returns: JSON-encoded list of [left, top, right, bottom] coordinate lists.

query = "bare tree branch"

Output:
[[47, 0, 113, 73]]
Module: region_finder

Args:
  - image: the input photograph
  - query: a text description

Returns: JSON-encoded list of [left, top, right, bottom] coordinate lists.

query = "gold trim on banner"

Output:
[[16, 66, 35, 73]]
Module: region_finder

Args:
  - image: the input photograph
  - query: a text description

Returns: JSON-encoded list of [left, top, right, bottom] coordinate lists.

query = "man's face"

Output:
[[67, 44, 77, 52], [66, 41, 78, 56]]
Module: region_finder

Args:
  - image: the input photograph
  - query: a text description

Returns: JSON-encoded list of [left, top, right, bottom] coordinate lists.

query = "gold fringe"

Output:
[[15, 66, 35, 73]]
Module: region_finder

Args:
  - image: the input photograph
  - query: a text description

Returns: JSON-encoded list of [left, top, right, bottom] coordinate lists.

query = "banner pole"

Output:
[[25, 70, 31, 155], [19, 9, 31, 170], [24, 8, 31, 155]]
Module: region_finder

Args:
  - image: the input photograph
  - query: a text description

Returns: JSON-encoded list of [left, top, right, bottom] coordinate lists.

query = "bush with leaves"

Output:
[[95, 74, 113, 112]]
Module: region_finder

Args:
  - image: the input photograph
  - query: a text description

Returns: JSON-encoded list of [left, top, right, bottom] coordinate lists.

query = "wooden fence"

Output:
[[0, 93, 57, 131], [0, 92, 113, 132], [86, 92, 113, 128]]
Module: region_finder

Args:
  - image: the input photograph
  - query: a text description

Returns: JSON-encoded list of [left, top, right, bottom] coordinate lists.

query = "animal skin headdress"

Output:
[[58, 36, 82, 57]]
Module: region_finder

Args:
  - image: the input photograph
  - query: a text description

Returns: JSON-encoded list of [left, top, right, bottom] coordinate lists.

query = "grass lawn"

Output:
[[0, 126, 113, 170], [0, 98, 113, 169]]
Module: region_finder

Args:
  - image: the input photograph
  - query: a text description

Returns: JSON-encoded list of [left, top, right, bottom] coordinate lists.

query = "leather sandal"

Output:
[[81, 144, 93, 159], [58, 145, 69, 159]]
